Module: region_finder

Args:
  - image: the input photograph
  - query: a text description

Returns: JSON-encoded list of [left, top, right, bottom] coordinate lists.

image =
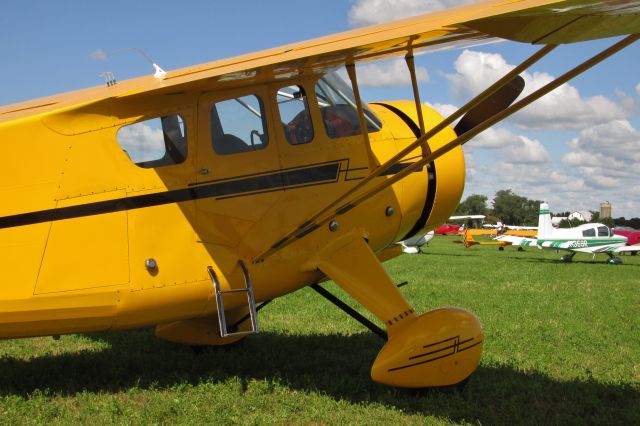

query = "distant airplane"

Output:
[[483, 222, 537, 231], [403, 215, 484, 252], [613, 229, 640, 250], [432, 214, 486, 236], [399, 231, 435, 254], [449, 215, 486, 221], [434, 223, 463, 235], [495, 203, 640, 264], [458, 228, 537, 250]]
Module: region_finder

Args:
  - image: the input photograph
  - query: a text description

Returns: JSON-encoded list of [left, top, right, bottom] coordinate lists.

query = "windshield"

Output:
[[316, 70, 382, 134]]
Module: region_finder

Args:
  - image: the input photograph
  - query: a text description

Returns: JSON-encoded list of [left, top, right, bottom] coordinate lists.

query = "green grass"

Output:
[[1, 237, 639, 425]]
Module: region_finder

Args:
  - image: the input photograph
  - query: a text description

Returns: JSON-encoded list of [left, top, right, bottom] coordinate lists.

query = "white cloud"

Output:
[[426, 102, 458, 118], [446, 50, 633, 131], [561, 120, 640, 190], [117, 121, 165, 162], [89, 49, 108, 61], [565, 119, 640, 163], [461, 160, 597, 218], [348, 0, 474, 26], [636, 83, 640, 97], [468, 127, 550, 163], [356, 59, 428, 87], [471, 127, 513, 149], [459, 120, 640, 215], [447, 50, 512, 100]]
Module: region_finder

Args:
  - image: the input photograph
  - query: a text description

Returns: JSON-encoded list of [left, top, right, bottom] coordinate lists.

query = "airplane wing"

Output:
[[449, 215, 486, 220], [3, 0, 640, 123], [614, 245, 640, 253], [493, 235, 538, 247]]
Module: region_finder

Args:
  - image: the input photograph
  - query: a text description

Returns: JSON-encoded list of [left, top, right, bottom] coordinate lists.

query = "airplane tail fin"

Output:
[[537, 203, 553, 239]]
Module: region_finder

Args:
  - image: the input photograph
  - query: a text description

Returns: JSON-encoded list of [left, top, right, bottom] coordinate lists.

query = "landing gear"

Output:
[[561, 253, 575, 262], [498, 246, 504, 251], [607, 253, 623, 265], [310, 236, 483, 388], [517, 247, 524, 252], [401, 246, 423, 254]]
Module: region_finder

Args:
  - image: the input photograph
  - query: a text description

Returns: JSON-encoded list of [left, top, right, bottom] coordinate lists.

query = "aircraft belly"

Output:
[[0, 291, 119, 338]]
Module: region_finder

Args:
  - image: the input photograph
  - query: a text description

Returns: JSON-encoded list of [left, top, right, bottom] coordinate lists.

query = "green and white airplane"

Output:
[[494, 203, 640, 264]]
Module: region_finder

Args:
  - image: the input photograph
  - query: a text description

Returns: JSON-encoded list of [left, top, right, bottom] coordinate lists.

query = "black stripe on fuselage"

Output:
[[0, 162, 342, 230], [0, 159, 422, 230]]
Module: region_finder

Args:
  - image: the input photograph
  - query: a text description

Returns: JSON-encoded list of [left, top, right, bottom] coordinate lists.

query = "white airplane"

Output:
[[400, 215, 484, 253], [450, 215, 486, 221], [495, 203, 640, 264], [483, 222, 538, 231], [399, 231, 435, 254]]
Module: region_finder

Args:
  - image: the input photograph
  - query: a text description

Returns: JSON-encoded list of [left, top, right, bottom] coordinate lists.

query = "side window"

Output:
[[211, 95, 268, 155], [582, 228, 596, 237], [277, 85, 313, 145], [315, 70, 381, 140], [117, 114, 187, 168], [597, 226, 609, 237]]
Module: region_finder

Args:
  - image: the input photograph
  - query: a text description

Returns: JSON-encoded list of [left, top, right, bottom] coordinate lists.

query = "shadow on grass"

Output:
[[416, 251, 482, 258], [508, 257, 640, 267], [0, 330, 637, 424]]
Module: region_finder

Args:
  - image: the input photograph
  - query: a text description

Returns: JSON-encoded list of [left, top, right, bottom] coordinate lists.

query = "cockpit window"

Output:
[[211, 94, 268, 155], [597, 226, 610, 237], [277, 85, 314, 145], [117, 114, 187, 168], [315, 70, 381, 139], [582, 228, 596, 237]]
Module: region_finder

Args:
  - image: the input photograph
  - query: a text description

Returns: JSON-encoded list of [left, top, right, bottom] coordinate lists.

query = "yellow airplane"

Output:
[[458, 228, 538, 249], [1, 0, 639, 389]]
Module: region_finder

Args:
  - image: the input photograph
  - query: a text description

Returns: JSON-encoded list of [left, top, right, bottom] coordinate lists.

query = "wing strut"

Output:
[[254, 35, 638, 263], [405, 47, 427, 138], [346, 63, 379, 171]]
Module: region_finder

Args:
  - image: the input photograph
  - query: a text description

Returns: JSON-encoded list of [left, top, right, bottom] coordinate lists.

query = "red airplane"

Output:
[[434, 223, 463, 235], [613, 229, 640, 250]]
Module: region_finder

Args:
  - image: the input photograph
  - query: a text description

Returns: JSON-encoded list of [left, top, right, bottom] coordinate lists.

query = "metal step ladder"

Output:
[[208, 260, 259, 338]]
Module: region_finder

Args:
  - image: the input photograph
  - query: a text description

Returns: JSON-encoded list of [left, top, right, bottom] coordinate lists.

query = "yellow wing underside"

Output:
[[2, 0, 640, 122]]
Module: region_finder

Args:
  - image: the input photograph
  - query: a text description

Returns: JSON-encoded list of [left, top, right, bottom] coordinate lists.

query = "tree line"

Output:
[[455, 190, 541, 226], [455, 190, 638, 228]]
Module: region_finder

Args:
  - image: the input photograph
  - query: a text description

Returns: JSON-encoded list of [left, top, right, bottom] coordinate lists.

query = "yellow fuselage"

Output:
[[0, 74, 464, 339]]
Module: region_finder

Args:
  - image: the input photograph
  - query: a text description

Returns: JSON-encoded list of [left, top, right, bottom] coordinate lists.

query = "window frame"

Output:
[[210, 93, 270, 156], [116, 113, 188, 169], [275, 84, 315, 146], [313, 71, 382, 140], [597, 226, 610, 237]]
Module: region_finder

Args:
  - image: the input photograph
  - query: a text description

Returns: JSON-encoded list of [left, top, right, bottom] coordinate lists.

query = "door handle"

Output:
[[199, 168, 209, 175]]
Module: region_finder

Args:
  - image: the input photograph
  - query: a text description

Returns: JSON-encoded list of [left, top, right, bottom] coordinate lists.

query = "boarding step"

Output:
[[208, 261, 259, 338]]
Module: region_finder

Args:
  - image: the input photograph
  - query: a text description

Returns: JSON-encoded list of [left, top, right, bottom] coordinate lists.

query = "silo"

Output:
[[600, 201, 612, 219]]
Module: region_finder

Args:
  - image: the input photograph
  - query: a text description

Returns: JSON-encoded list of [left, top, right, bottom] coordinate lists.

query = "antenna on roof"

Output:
[[99, 71, 117, 87], [90, 47, 168, 80]]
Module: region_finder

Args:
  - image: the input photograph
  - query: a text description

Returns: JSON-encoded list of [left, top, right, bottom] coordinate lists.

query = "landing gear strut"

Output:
[[607, 253, 623, 265]]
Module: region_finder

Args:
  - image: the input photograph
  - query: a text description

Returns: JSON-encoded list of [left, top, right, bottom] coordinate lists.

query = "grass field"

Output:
[[1, 236, 638, 425]]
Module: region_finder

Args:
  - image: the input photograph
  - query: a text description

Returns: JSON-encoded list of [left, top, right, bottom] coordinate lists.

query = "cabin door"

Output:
[[195, 87, 283, 250]]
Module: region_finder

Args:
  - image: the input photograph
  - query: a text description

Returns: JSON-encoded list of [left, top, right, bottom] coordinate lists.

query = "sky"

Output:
[[2, 0, 639, 219]]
